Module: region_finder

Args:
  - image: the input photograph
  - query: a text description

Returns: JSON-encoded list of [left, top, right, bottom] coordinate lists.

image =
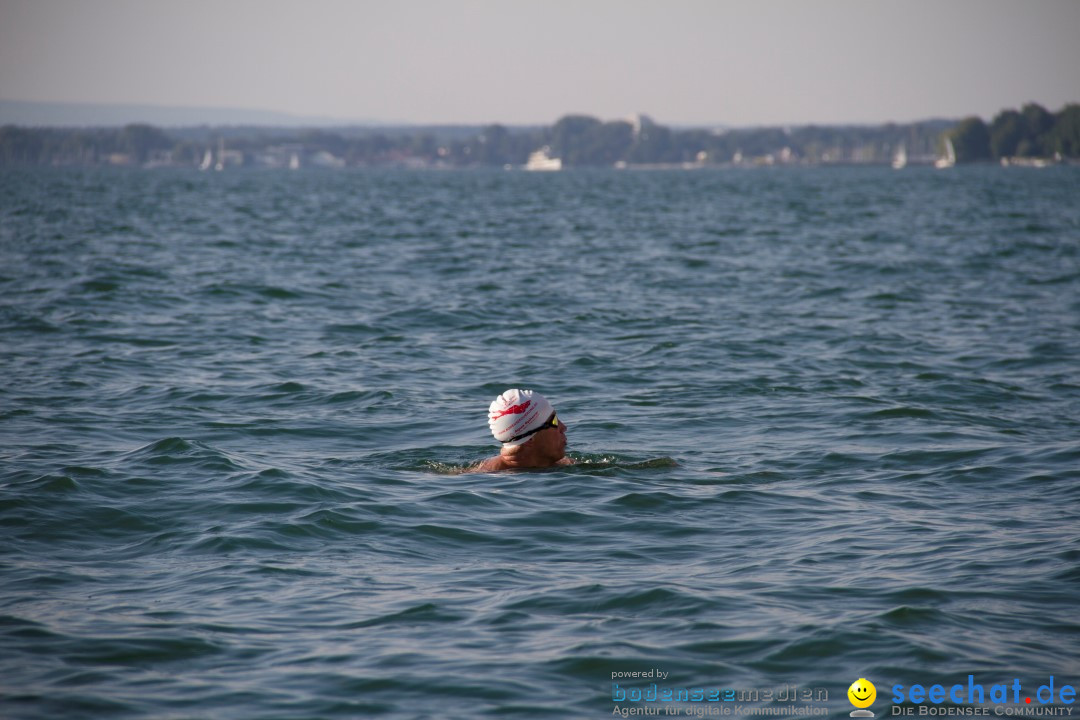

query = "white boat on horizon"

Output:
[[524, 146, 562, 171], [1001, 155, 1055, 168], [892, 142, 907, 170], [935, 137, 956, 169]]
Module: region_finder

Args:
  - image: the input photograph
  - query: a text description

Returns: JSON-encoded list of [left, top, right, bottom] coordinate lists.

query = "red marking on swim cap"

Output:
[[491, 400, 531, 420]]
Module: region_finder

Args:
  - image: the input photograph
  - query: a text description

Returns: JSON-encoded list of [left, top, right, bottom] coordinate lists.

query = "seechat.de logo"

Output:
[[849, 678, 878, 718]]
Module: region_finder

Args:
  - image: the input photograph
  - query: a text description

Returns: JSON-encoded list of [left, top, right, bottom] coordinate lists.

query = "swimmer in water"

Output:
[[468, 389, 572, 472]]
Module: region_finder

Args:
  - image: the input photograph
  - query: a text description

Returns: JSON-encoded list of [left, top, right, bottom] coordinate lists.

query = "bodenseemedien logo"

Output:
[[849, 678, 878, 718]]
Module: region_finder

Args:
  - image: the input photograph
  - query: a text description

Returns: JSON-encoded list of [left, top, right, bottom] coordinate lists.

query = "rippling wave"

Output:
[[2, 167, 1079, 718]]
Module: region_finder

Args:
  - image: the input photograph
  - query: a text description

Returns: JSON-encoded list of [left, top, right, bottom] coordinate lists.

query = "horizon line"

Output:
[[5, 97, 1065, 130]]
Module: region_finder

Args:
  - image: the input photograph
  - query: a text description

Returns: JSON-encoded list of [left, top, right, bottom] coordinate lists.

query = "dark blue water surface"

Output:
[[2, 166, 1079, 719]]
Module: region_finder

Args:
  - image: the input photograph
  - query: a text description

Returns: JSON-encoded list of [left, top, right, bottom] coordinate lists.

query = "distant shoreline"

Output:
[[2, 104, 1076, 169]]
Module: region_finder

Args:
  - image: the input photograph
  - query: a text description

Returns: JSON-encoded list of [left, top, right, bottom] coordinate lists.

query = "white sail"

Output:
[[891, 142, 907, 170], [935, 137, 955, 169]]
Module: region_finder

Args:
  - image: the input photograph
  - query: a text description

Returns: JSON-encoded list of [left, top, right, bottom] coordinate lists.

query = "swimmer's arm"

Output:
[[556, 457, 574, 466]]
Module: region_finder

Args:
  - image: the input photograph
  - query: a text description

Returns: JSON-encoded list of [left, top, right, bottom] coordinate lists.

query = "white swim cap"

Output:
[[488, 389, 555, 447]]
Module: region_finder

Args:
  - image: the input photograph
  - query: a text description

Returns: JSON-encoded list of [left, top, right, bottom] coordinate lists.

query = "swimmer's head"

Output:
[[488, 389, 555, 447]]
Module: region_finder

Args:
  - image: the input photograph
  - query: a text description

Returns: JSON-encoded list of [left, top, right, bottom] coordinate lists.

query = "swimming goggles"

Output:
[[504, 412, 559, 444]]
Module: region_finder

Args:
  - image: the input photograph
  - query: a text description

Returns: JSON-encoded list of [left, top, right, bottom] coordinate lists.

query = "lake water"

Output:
[[1, 166, 1079, 719]]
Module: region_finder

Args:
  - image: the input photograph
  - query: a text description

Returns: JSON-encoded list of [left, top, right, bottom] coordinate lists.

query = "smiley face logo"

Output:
[[848, 678, 877, 709]]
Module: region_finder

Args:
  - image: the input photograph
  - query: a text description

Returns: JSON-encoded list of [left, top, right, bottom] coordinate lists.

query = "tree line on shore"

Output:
[[948, 103, 1080, 162], [1, 103, 1077, 168]]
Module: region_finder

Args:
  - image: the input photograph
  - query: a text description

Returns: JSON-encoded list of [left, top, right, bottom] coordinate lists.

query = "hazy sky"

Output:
[[1, 0, 1078, 126]]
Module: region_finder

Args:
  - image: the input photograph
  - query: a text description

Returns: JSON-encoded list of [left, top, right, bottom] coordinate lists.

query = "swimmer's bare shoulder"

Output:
[[464, 455, 574, 473], [465, 456, 509, 474]]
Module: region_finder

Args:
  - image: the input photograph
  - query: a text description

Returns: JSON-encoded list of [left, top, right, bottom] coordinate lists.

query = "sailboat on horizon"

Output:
[[892, 142, 907, 170], [935, 136, 956, 169]]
